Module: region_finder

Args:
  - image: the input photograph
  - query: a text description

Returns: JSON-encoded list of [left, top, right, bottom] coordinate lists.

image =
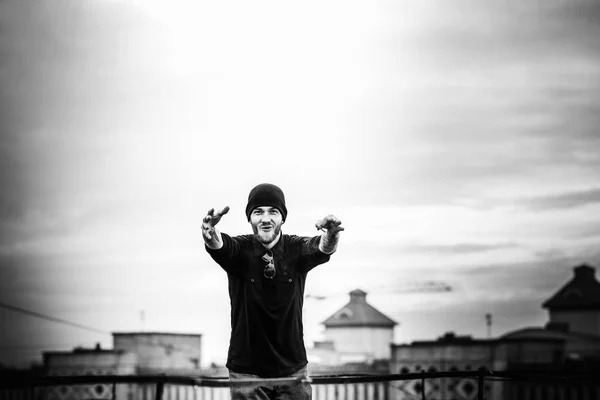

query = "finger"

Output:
[[203, 215, 213, 224], [323, 215, 340, 225], [330, 219, 342, 226], [323, 218, 340, 227], [207, 208, 215, 216], [216, 206, 230, 217]]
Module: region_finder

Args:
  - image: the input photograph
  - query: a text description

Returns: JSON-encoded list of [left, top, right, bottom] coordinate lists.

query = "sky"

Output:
[[1, 0, 600, 369]]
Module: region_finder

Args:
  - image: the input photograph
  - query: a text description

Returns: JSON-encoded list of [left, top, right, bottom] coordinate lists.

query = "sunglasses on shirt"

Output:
[[262, 251, 276, 279]]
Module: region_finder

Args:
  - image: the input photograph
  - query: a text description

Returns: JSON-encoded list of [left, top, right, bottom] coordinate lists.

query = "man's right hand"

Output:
[[202, 206, 230, 241]]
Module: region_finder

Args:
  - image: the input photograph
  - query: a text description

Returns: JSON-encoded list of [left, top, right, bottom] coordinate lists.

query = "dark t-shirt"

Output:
[[206, 233, 331, 377]]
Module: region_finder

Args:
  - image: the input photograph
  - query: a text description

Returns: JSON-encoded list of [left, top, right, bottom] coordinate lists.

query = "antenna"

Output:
[[485, 313, 492, 338]]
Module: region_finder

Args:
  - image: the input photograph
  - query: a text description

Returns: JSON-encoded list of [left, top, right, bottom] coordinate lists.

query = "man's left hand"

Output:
[[315, 215, 345, 234]]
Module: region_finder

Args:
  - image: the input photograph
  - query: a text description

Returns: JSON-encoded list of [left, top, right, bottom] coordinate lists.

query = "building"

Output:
[[390, 263, 600, 399], [44, 332, 203, 375], [43, 343, 137, 400], [542, 263, 600, 336], [113, 332, 202, 372], [311, 289, 397, 366], [495, 263, 600, 368], [44, 343, 137, 376], [307, 340, 342, 367], [42, 332, 203, 400], [392, 332, 497, 374]]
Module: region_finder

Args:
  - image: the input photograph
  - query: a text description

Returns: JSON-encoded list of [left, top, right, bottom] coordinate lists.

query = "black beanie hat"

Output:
[[245, 183, 288, 222]]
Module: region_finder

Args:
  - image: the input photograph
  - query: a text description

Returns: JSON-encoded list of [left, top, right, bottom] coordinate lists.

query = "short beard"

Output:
[[252, 223, 282, 245]]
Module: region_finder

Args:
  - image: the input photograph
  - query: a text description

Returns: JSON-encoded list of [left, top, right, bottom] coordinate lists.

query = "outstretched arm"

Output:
[[202, 206, 230, 250], [315, 214, 344, 254]]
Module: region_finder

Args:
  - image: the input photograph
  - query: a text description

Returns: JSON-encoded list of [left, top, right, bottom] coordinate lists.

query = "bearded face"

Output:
[[249, 206, 284, 245]]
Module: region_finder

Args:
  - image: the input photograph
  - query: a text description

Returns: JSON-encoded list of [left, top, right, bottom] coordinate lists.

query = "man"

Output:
[[202, 183, 344, 400]]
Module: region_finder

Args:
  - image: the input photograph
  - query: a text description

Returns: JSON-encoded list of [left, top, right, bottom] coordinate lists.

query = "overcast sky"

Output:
[[1, 0, 600, 368]]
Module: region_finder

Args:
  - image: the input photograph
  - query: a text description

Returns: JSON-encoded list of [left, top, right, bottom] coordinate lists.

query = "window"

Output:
[[337, 308, 353, 320], [563, 289, 583, 301]]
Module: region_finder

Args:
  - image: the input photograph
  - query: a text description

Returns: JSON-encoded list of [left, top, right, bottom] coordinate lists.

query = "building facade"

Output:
[[113, 332, 202, 372], [308, 289, 397, 368], [542, 264, 600, 336]]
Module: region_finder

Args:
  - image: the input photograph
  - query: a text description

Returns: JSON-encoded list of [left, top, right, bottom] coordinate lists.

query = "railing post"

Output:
[[478, 369, 484, 400], [112, 381, 117, 400], [372, 382, 378, 400], [155, 381, 165, 400], [421, 377, 426, 400]]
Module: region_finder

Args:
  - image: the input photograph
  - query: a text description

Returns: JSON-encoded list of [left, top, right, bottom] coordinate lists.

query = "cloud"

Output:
[[520, 187, 600, 210], [311, 251, 600, 344], [382, 252, 600, 342], [448, 253, 600, 298], [403, 242, 519, 255], [342, 0, 600, 207]]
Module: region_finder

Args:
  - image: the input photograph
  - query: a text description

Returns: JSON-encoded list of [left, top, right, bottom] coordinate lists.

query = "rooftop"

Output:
[[322, 289, 397, 328], [112, 332, 203, 337], [542, 264, 600, 310]]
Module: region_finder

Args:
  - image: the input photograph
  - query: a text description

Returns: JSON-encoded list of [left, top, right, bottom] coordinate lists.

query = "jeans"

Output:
[[228, 366, 311, 400]]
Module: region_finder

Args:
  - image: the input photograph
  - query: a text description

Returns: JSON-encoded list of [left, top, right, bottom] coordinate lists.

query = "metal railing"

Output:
[[1, 369, 599, 400]]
